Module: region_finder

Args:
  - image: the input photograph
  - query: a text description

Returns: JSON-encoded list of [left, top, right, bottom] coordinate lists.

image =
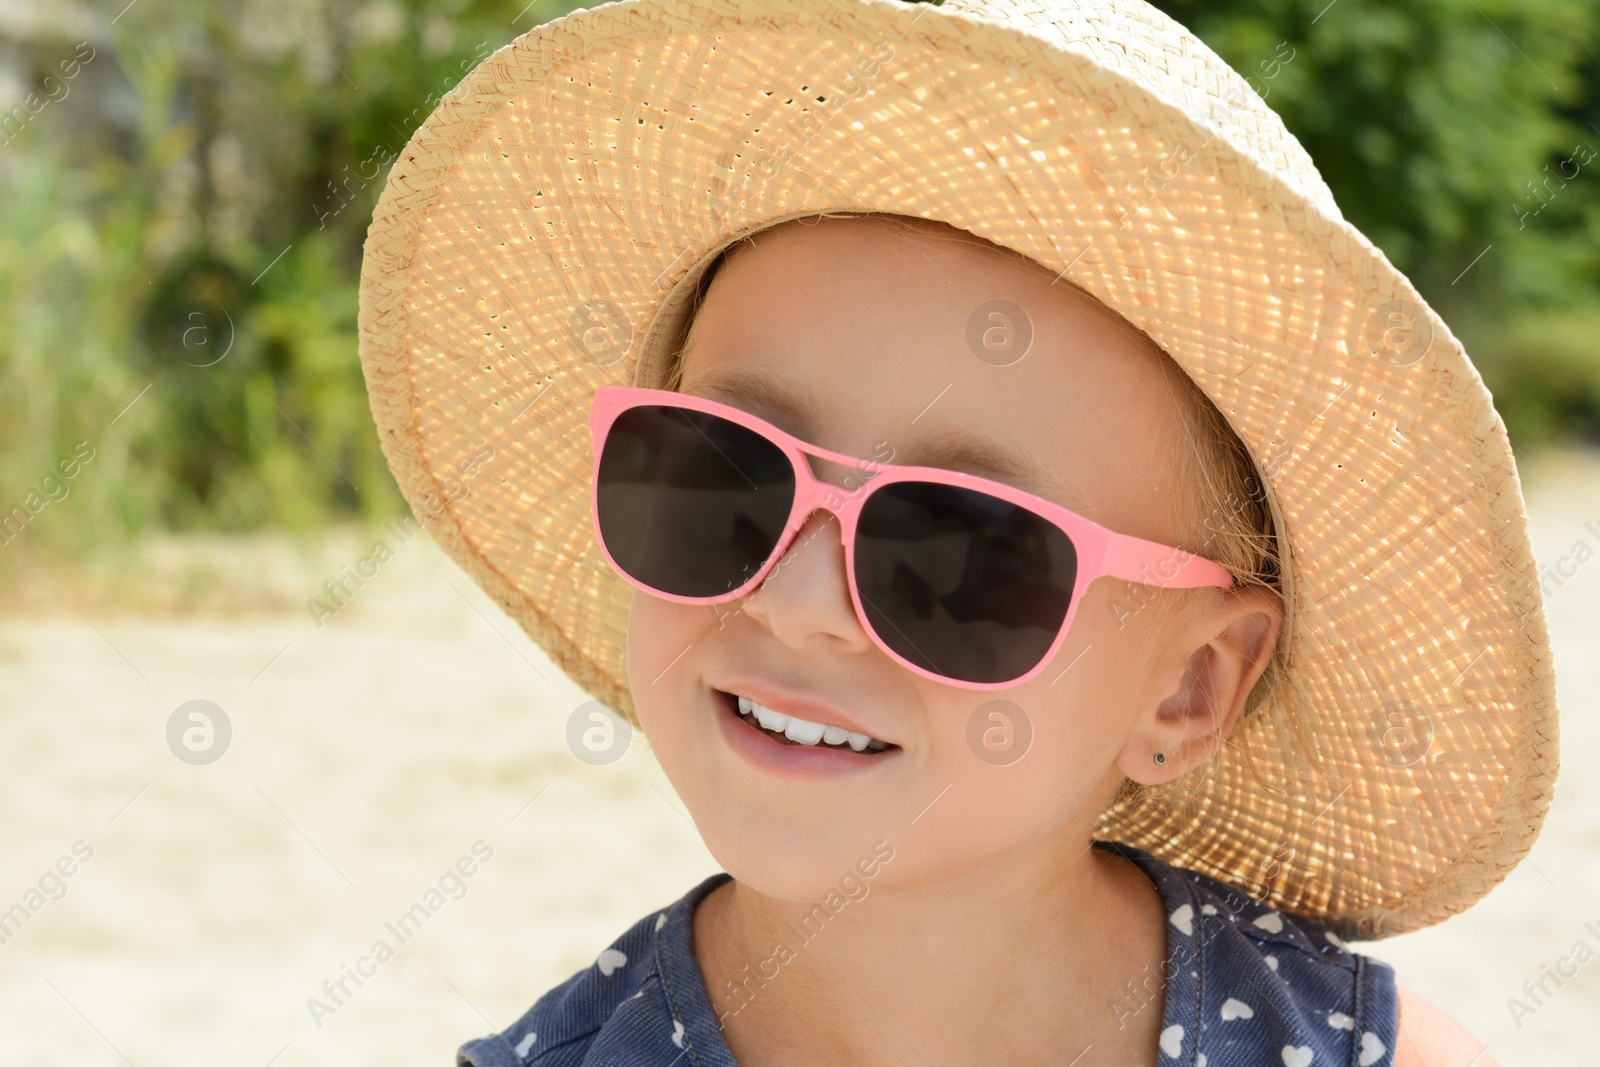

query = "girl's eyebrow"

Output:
[[693, 367, 1099, 516]]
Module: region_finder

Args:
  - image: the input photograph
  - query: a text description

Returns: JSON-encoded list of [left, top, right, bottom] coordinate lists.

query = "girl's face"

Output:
[[627, 215, 1281, 901]]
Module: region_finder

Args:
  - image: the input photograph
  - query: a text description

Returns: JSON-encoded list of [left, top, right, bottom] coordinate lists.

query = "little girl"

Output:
[[355, 1, 1558, 1064]]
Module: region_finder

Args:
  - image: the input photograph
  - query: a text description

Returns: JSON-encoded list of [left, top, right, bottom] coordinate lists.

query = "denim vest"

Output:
[[459, 840, 1398, 1067]]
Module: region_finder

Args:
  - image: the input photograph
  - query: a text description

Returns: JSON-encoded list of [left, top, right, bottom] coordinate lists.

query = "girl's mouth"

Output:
[[712, 688, 899, 768]]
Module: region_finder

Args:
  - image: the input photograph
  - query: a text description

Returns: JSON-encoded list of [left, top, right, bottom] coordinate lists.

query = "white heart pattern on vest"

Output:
[[1359, 1031, 1387, 1066], [597, 948, 627, 976], [1160, 1024, 1185, 1058], [1282, 1044, 1313, 1067], [1220, 997, 1255, 1021]]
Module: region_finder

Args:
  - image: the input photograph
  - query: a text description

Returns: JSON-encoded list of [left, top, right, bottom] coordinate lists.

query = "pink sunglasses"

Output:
[[588, 386, 1234, 689]]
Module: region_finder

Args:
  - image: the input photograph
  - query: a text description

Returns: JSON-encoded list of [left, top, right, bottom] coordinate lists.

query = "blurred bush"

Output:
[[0, 0, 1597, 591], [1151, 0, 1600, 449], [0, 0, 596, 586], [1471, 307, 1600, 447]]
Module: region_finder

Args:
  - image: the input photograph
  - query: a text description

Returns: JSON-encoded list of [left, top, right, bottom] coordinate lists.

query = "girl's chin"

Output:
[[695, 819, 906, 903], [706, 857, 895, 907]]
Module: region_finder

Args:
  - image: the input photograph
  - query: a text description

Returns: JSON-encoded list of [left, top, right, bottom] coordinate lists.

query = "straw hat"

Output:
[[356, 0, 1559, 939]]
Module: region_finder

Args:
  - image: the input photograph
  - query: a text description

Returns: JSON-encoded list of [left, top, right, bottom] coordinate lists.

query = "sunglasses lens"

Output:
[[855, 482, 1077, 684], [596, 405, 795, 598]]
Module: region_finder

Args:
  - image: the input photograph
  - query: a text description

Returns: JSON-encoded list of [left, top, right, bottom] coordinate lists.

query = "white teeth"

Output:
[[784, 717, 827, 745], [734, 695, 889, 752]]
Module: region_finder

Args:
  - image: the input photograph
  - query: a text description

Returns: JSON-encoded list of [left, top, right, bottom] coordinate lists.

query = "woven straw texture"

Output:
[[356, 0, 1559, 938]]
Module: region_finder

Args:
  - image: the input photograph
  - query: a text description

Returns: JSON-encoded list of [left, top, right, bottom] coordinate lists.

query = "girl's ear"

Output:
[[1116, 585, 1284, 785]]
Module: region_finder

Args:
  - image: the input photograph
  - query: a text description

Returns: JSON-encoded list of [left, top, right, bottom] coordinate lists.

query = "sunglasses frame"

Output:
[[588, 385, 1235, 690]]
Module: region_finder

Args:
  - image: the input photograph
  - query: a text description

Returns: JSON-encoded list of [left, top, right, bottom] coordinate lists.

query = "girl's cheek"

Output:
[[625, 593, 695, 719], [626, 592, 731, 747]]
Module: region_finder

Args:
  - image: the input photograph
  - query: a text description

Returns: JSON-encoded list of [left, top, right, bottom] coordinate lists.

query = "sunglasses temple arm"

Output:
[[1102, 534, 1236, 590]]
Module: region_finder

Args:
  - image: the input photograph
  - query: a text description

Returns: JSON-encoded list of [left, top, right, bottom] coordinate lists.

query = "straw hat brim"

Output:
[[356, 0, 1559, 938]]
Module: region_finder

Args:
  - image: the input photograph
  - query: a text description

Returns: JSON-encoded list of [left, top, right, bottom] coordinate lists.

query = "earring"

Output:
[[1154, 752, 1166, 765]]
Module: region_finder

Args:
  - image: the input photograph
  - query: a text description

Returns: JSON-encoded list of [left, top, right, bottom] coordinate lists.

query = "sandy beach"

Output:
[[3, 448, 1597, 1065]]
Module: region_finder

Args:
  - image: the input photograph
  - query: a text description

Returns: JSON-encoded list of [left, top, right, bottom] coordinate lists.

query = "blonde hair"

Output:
[[660, 211, 1287, 808], [1120, 322, 1288, 811]]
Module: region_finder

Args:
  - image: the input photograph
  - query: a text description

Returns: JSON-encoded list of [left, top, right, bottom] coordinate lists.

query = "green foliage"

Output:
[[0, 0, 598, 579], [1472, 306, 1600, 448], [1148, 0, 1600, 442]]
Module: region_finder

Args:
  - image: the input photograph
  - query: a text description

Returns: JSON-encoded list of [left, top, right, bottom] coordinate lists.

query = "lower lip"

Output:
[[712, 689, 898, 779]]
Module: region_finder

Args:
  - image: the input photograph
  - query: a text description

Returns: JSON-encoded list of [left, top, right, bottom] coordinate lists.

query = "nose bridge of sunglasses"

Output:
[[792, 441, 889, 514]]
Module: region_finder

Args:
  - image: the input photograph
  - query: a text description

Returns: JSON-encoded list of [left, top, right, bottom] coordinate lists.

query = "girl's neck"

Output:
[[692, 833, 1172, 1067]]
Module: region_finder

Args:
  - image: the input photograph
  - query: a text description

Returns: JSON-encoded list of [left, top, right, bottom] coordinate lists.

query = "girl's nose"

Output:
[[740, 507, 876, 657]]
